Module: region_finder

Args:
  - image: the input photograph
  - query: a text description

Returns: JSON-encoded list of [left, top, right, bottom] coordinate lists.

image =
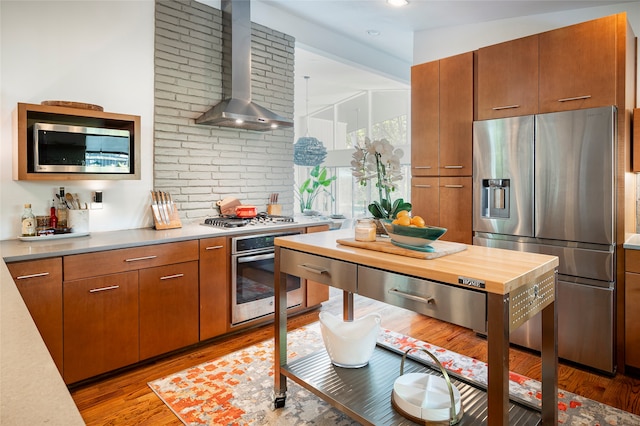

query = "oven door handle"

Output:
[[236, 252, 274, 263]]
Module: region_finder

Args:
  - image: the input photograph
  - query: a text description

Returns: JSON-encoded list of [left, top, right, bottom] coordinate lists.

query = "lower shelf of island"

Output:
[[280, 343, 542, 426]]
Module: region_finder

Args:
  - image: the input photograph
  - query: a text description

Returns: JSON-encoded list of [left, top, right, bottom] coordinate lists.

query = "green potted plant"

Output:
[[351, 137, 411, 219], [295, 165, 336, 214]]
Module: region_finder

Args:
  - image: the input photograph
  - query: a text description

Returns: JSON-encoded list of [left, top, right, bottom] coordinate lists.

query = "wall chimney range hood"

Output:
[[196, 0, 293, 131]]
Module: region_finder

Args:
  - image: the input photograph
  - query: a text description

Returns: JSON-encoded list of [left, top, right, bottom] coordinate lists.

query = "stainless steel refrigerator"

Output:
[[473, 106, 616, 374]]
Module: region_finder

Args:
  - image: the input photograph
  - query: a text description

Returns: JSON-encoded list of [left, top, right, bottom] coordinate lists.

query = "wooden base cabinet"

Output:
[[6, 258, 63, 374], [199, 237, 229, 341], [411, 177, 472, 245], [139, 261, 199, 359], [63, 271, 139, 384], [625, 250, 640, 370]]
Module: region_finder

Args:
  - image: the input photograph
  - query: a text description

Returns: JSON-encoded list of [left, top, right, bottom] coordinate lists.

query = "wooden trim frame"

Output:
[[14, 102, 141, 181]]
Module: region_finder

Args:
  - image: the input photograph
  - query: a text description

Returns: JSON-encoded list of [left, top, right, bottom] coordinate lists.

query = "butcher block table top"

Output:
[[275, 228, 559, 295]]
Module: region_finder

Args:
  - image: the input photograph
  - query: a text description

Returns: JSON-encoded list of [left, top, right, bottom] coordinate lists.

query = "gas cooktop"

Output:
[[202, 213, 296, 228]]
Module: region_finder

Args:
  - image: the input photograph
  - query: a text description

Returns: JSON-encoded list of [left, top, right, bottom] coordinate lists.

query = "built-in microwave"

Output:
[[32, 122, 131, 174]]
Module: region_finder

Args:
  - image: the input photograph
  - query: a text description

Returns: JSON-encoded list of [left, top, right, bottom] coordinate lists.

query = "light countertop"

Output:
[[0, 218, 330, 425], [624, 234, 640, 250]]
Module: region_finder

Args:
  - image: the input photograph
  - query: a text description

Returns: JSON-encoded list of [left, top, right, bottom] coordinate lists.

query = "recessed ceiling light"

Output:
[[387, 0, 408, 6], [367, 29, 381, 36]]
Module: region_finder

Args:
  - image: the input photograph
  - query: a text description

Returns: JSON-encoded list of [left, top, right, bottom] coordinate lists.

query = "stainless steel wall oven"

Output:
[[231, 231, 303, 325]]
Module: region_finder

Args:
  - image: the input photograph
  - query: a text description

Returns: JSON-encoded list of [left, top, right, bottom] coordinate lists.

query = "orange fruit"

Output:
[[410, 215, 425, 227], [396, 216, 411, 226], [396, 210, 410, 218]]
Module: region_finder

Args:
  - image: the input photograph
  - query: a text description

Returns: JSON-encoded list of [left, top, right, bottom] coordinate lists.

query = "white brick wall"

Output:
[[154, 0, 295, 220]]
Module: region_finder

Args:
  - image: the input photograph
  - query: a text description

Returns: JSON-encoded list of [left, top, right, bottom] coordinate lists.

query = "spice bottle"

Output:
[[21, 204, 36, 237], [355, 218, 377, 242]]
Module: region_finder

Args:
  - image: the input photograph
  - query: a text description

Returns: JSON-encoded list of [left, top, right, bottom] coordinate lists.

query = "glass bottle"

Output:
[[21, 203, 36, 237], [50, 199, 58, 229], [57, 187, 68, 227], [355, 218, 377, 242]]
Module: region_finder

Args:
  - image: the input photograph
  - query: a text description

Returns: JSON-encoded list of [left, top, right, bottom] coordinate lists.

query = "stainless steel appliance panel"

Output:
[[509, 279, 615, 374], [472, 115, 534, 237], [358, 266, 487, 332], [474, 233, 614, 283], [535, 106, 616, 245]]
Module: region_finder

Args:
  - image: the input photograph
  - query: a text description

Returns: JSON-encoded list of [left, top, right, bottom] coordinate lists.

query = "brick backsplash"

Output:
[[154, 0, 295, 221]]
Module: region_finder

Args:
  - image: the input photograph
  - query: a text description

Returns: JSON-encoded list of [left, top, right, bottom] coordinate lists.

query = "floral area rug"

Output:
[[148, 323, 640, 425]]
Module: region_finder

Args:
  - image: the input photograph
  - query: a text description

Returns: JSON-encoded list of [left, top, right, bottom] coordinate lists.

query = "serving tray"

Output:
[[336, 237, 466, 259]]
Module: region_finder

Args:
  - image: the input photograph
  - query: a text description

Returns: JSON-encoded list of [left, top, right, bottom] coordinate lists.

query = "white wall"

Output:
[[413, 2, 640, 104], [0, 1, 155, 240]]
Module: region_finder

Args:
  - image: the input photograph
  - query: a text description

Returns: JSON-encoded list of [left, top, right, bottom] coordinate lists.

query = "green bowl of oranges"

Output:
[[380, 211, 447, 250]]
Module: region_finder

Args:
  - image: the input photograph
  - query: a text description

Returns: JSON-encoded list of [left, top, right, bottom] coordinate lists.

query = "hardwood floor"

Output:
[[70, 292, 640, 424]]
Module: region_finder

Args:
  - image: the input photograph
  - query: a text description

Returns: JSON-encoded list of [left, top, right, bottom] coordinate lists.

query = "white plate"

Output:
[[18, 232, 90, 242]]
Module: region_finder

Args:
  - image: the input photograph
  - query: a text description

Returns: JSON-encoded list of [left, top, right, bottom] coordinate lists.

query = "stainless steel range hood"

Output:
[[196, 0, 293, 131]]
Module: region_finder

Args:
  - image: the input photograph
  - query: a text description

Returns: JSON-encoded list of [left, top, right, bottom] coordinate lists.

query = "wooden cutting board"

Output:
[[336, 237, 467, 259]]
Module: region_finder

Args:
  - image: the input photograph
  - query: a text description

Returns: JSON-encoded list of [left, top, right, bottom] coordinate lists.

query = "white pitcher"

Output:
[[319, 312, 382, 368]]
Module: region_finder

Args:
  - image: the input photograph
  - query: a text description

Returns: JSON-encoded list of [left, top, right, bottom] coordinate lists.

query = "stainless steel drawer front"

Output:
[[279, 249, 357, 292], [358, 266, 487, 332]]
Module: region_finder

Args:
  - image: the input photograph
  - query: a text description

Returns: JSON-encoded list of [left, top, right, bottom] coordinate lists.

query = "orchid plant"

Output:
[[351, 137, 411, 219]]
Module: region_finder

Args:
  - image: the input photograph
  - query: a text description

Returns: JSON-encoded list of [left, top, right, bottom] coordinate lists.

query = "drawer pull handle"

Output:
[[443, 165, 463, 169], [16, 272, 50, 280], [413, 166, 432, 169], [205, 245, 224, 250], [414, 185, 432, 188], [160, 273, 184, 280], [492, 104, 520, 110], [444, 184, 464, 188], [558, 95, 591, 102], [389, 288, 434, 305], [124, 255, 157, 262], [299, 264, 329, 275], [89, 285, 120, 293]]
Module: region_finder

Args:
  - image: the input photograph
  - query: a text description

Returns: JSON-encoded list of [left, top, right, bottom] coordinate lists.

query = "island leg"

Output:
[[273, 246, 287, 409], [487, 292, 509, 426], [540, 277, 558, 424]]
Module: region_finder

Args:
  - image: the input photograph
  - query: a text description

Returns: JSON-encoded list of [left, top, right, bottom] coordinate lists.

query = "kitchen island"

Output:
[[273, 229, 560, 425]]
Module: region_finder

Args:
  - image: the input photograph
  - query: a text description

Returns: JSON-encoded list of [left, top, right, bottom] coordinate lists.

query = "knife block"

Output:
[[267, 204, 282, 215], [150, 190, 182, 230], [152, 204, 182, 230]]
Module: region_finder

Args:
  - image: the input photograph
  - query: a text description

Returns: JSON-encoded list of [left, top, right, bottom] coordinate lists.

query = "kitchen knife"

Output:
[[150, 191, 164, 225], [159, 191, 170, 224]]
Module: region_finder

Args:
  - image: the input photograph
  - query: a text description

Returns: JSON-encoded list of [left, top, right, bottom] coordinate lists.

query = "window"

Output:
[[294, 89, 410, 217]]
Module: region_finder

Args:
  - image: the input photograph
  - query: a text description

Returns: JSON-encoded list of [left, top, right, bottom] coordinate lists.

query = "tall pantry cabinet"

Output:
[[411, 52, 473, 244]]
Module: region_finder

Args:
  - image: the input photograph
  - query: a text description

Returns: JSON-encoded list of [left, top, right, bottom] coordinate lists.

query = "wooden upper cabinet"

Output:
[[476, 35, 539, 119], [411, 61, 439, 177], [539, 14, 617, 113], [439, 52, 473, 176], [411, 52, 473, 177]]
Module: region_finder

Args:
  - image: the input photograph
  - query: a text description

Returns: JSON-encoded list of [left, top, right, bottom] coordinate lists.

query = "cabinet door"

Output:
[[439, 52, 473, 176], [63, 271, 138, 383], [477, 35, 539, 119], [626, 272, 640, 369], [410, 177, 440, 227], [411, 61, 439, 177], [439, 177, 472, 244], [306, 225, 330, 307], [199, 237, 229, 341], [539, 14, 616, 113], [139, 261, 199, 359], [7, 258, 63, 373]]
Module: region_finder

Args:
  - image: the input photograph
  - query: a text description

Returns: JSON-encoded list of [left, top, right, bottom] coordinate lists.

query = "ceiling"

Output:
[[208, 0, 635, 121]]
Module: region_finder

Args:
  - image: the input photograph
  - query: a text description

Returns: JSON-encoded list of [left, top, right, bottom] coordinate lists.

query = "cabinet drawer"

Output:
[[280, 249, 356, 292], [626, 250, 640, 274], [64, 240, 199, 281], [358, 266, 486, 331]]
